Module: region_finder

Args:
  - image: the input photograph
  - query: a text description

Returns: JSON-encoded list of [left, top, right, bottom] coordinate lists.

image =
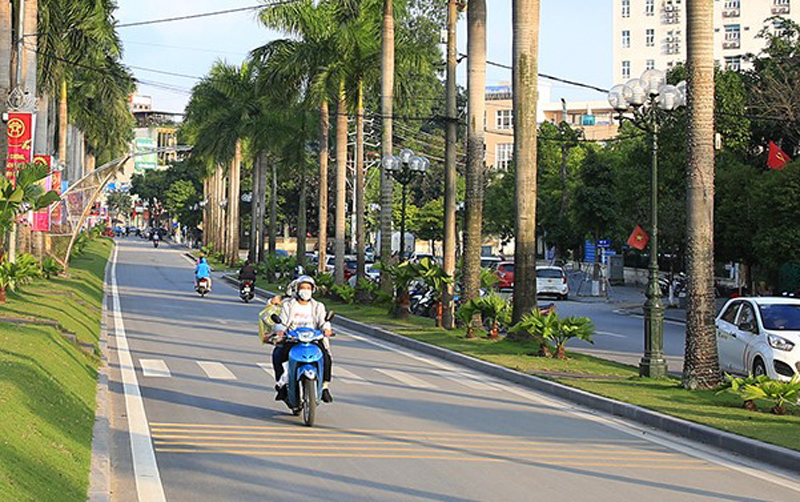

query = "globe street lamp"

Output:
[[382, 149, 430, 261], [608, 69, 686, 378]]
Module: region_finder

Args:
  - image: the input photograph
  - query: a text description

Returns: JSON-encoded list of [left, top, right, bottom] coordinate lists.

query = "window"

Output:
[[622, 0, 630, 18], [721, 302, 741, 324], [622, 60, 631, 79], [724, 56, 741, 71], [496, 109, 513, 130], [759, 304, 800, 331], [645, 0, 655, 16], [774, 0, 790, 6], [725, 24, 741, 41], [495, 143, 513, 169], [622, 30, 631, 48], [646, 28, 655, 47], [646, 59, 655, 70], [724, 0, 740, 9], [738, 304, 757, 333]]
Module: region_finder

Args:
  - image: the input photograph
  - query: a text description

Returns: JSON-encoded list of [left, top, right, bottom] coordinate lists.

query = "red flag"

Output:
[[768, 141, 792, 170], [627, 225, 650, 251]]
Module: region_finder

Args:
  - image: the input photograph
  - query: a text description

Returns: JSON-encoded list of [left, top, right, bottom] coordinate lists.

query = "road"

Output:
[[107, 239, 800, 502]]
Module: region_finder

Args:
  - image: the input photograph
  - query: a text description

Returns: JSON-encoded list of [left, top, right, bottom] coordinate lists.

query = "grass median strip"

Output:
[[0, 238, 112, 502], [255, 282, 800, 453]]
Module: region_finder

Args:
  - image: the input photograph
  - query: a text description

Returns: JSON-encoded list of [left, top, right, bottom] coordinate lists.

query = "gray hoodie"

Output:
[[274, 297, 332, 333]]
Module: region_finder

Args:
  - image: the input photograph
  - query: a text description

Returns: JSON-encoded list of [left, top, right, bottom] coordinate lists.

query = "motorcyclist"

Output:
[[195, 257, 212, 291], [272, 275, 334, 403], [238, 260, 258, 292]]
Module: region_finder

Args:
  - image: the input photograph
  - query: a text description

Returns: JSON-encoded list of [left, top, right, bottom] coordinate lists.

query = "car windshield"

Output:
[[537, 269, 563, 279], [500, 264, 514, 272], [758, 304, 800, 331]]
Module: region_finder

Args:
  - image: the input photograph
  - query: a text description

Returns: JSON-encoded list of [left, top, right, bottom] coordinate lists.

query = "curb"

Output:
[[225, 277, 800, 476], [87, 245, 113, 502]]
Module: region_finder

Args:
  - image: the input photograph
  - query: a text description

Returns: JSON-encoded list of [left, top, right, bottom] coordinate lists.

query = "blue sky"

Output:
[[115, 0, 612, 112]]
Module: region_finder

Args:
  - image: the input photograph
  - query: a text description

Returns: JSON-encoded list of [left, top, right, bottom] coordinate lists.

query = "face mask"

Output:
[[298, 289, 313, 301]]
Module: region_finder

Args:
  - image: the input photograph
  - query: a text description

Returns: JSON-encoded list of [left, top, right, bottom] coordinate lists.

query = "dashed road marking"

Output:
[[197, 361, 237, 380], [375, 368, 437, 389], [139, 359, 171, 378]]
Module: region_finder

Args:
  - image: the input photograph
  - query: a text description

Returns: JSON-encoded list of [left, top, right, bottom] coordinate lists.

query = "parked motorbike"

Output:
[[196, 277, 211, 297], [240, 281, 255, 303], [269, 312, 335, 427]]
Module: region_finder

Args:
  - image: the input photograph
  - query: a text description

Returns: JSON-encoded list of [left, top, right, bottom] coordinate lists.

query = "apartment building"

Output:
[[613, 0, 799, 82]]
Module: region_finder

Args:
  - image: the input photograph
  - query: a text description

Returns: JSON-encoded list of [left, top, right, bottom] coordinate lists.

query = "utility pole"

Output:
[[379, 0, 395, 292], [442, 0, 459, 330], [7, 0, 24, 262]]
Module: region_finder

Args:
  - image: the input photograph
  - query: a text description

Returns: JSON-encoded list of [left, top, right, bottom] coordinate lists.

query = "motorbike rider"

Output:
[[272, 275, 334, 403], [238, 260, 258, 292], [195, 257, 212, 291]]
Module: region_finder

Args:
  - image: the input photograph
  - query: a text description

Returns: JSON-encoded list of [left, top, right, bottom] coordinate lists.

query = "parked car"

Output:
[[496, 261, 515, 289], [715, 297, 800, 380], [348, 263, 381, 287], [536, 266, 569, 300]]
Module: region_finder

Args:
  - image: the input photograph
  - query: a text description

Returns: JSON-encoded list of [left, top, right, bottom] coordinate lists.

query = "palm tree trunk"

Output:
[[229, 139, 243, 266], [511, 0, 541, 324], [202, 176, 210, 247], [682, 0, 721, 390], [464, 0, 487, 309], [379, 0, 395, 292], [318, 99, 329, 274], [269, 160, 277, 256], [249, 154, 261, 261], [355, 79, 366, 291], [217, 166, 226, 256], [297, 167, 308, 268], [58, 79, 67, 167], [443, 0, 458, 330], [334, 81, 348, 285], [258, 152, 268, 262]]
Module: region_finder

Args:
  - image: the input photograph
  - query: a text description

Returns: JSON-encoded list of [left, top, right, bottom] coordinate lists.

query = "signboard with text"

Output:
[[7, 112, 33, 183], [135, 137, 158, 171]]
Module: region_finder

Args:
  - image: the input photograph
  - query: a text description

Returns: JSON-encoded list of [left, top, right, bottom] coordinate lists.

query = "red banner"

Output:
[[7, 113, 33, 183], [32, 155, 52, 231]]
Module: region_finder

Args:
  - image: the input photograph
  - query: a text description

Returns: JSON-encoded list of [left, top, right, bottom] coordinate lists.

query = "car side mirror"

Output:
[[271, 314, 282, 324], [739, 321, 755, 333], [325, 311, 335, 322]]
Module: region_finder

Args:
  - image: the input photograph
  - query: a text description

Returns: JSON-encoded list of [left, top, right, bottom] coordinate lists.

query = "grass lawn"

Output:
[[0, 238, 112, 502], [259, 280, 800, 452]]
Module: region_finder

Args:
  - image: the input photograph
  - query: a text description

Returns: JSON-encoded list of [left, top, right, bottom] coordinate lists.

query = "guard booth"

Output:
[[608, 254, 625, 285]]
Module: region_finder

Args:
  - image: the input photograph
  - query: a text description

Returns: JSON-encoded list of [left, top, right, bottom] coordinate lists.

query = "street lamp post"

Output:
[[382, 149, 430, 261], [608, 69, 686, 378]]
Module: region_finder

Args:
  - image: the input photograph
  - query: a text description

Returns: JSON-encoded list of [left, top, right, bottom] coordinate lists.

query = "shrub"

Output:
[[41, 256, 63, 279], [509, 309, 594, 358], [374, 261, 421, 318], [457, 293, 511, 339], [355, 277, 379, 304], [330, 284, 356, 304], [480, 267, 500, 290], [15, 254, 42, 285], [72, 232, 90, 257], [731, 374, 800, 415], [315, 273, 335, 297]]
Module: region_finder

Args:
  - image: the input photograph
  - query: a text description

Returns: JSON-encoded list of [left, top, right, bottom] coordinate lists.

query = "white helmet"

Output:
[[295, 275, 317, 293]]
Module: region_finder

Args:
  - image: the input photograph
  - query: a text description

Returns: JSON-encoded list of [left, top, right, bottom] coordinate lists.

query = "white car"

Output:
[[536, 266, 569, 300], [348, 263, 381, 287], [715, 297, 800, 380]]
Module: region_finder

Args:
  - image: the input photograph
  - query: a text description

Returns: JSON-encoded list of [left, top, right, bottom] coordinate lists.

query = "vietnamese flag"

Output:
[[768, 141, 792, 170], [627, 225, 650, 251]]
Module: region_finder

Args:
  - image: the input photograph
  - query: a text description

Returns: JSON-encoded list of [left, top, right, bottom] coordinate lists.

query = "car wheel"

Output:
[[753, 357, 767, 377]]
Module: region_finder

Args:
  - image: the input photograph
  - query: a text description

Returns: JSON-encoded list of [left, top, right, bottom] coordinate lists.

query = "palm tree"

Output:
[[184, 62, 259, 266], [511, 0, 541, 323], [464, 0, 487, 316], [379, 0, 395, 292], [682, 0, 721, 390], [334, 81, 348, 284]]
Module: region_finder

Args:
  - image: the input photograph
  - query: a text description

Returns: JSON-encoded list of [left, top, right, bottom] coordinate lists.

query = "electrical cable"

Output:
[[116, 2, 299, 29]]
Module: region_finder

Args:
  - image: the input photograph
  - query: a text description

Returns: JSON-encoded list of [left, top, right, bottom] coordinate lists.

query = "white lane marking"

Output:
[[197, 361, 237, 380], [433, 370, 495, 390], [335, 366, 369, 385], [595, 331, 626, 339], [139, 359, 171, 378], [375, 368, 437, 389], [110, 246, 167, 502], [337, 326, 800, 492]]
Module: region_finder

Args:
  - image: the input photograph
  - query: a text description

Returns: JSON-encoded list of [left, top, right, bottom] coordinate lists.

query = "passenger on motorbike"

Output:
[[272, 275, 334, 403], [195, 257, 212, 291]]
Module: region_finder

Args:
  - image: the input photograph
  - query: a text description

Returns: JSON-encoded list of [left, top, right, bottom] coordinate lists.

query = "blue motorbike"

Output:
[[270, 313, 334, 427]]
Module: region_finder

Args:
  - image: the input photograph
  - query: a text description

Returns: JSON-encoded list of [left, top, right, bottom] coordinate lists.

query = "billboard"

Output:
[[135, 137, 158, 171]]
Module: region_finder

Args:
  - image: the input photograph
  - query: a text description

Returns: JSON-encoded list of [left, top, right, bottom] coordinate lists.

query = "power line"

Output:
[[127, 65, 202, 80], [117, 0, 300, 29], [122, 39, 248, 57]]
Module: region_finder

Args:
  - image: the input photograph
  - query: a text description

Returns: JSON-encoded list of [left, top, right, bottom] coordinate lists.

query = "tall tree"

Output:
[[683, 0, 721, 389], [379, 0, 395, 291], [334, 81, 348, 284], [511, 0, 541, 323], [463, 0, 486, 311], [442, 0, 459, 329]]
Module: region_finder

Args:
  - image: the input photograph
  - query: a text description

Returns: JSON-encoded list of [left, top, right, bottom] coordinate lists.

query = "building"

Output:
[[484, 84, 619, 169], [614, 0, 800, 81]]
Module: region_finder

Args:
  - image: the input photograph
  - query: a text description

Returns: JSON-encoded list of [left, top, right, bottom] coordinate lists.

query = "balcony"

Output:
[[722, 40, 741, 49], [772, 5, 791, 15], [722, 9, 740, 17]]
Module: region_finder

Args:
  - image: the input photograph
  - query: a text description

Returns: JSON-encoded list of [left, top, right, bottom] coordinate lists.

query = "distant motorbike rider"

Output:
[[272, 275, 334, 403], [195, 257, 212, 291], [238, 260, 257, 291]]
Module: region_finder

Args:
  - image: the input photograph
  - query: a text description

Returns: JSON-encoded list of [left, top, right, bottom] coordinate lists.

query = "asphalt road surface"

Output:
[[108, 239, 800, 502]]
